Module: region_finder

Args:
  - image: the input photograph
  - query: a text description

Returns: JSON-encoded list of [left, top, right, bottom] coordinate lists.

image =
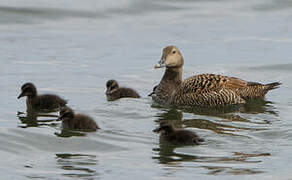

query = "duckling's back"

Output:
[[163, 129, 203, 145], [28, 94, 67, 111]]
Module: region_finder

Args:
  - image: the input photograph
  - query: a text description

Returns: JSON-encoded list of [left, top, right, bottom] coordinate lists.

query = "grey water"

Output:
[[0, 0, 292, 179]]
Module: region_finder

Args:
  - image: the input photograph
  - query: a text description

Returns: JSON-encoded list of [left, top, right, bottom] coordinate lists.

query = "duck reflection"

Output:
[[182, 99, 278, 117], [152, 105, 272, 175], [54, 129, 86, 138], [154, 108, 265, 136], [56, 153, 98, 178], [17, 109, 59, 128], [154, 98, 278, 126]]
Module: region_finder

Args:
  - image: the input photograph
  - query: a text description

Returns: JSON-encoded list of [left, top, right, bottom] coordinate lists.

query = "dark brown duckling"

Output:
[[18, 82, 67, 111], [153, 123, 204, 145], [153, 45, 281, 107], [59, 107, 99, 132], [105, 79, 140, 101]]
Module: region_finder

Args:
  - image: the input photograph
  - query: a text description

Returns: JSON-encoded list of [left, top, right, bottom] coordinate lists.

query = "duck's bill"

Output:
[[154, 58, 165, 69], [153, 127, 162, 133], [154, 63, 165, 69], [17, 92, 25, 99]]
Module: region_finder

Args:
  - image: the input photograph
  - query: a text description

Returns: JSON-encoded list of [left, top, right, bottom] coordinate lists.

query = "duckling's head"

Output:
[[153, 123, 175, 135], [59, 106, 74, 120], [155, 46, 184, 69], [106, 79, 119, 95], [18, 82, 37, 99]]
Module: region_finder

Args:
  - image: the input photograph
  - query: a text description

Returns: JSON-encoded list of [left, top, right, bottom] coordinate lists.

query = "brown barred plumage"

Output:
[[153, 46, 281, 107]]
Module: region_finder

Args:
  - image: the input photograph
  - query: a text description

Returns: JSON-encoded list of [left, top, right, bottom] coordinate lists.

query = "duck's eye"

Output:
[[172, 50, 176, 54]]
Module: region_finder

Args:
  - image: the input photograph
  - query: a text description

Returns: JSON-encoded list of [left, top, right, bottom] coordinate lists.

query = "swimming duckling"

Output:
[[153, 123, 204, 145], [18, 82, 67, 111], [105, 79, 140, 101], [153, 45, 281, 107], [59, 107, 99, 132]]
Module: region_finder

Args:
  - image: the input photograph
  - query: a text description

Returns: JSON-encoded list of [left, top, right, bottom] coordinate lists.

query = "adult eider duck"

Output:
[[153, 122, 204, 145], [58, 107, 99, 132], [105, 79, 140, 101], [18, 82, 67, 111], [153, 45, 281, 107]]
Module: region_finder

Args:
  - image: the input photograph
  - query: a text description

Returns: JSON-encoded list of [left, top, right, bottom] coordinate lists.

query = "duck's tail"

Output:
[[238, 81, 281, 100]]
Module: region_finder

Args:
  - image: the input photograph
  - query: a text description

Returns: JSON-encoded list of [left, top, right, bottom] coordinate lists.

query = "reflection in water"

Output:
[[154, 99, 277, 128], [55, 129, 86, 138], [17, 110, 59, 128], [241, 99, 278, 115], [153, 140, 270, 175], [17, 110, 88, 137], [152, 141, 198, 165], [56, 153, 98, 179], [183, 119, 264, 135], [182, 99, 278, 118], [202, 166, 264, 175], [152, 99, 276, 175]]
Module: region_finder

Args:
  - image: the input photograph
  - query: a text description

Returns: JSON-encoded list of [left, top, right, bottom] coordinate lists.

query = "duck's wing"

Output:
[[172, 74, 247, 106], [177, 74, 247, 94]]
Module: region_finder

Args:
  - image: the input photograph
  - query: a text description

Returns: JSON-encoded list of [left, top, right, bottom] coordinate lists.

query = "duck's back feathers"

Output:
[[62, 114, 99, 132], [172, 74, 246, 106], [177, 74, 247, 94], [170, 74, 280, 106]]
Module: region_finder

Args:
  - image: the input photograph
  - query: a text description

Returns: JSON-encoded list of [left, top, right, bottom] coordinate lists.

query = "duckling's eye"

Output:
[[172, 50, 176, 54]]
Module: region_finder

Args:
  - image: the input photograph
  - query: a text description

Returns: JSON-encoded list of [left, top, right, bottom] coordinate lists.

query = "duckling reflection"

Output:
[[152, 140, 199, 165], [54, 129, 86, 138], [18, 82, 67, 112], [58, 107, 99, 132], [153, 122, 204, 145], [105, 79, 140, 101], [56, 153, 98, 178], [17, 109, 59, 128]]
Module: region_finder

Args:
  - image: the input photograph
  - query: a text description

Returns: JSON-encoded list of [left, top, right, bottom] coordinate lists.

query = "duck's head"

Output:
[[155, 46, 184, 69], [153, 122, 175, 135], [18, 82, 37, 99], [106, 79, 119, 95], [58, 106, 74, 120]]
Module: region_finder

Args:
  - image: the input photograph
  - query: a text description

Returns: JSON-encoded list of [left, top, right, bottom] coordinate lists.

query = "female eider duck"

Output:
[[153, 45, 281, 107], [153, 122, 204, 145], [59, 107, 99, 132], [18, 82, 67, 111], [106, 79, 140, 101]]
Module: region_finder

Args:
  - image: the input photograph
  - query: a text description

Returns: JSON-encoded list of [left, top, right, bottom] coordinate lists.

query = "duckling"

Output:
[[18, 82, 67, 111], [153, 45, 281, 107], [153, 123, 204, 145], [59, 107, 99, 132], [105, 79, 140, 101]]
